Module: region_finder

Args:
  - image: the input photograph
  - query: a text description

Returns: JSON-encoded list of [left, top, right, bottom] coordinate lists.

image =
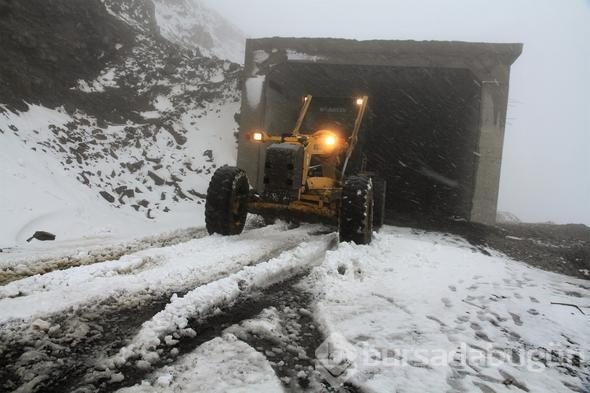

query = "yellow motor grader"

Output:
[[205, 95, 386, 244]]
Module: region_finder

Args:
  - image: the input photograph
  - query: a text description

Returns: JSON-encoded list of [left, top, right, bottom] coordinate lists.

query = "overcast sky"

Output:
[[204, 0, 590, 224]]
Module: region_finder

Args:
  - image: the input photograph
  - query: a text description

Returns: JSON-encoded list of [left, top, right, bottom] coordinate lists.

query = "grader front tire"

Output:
[[205, 166, 249, 236]]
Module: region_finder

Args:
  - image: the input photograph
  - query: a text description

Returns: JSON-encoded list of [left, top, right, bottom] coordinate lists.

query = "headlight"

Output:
[[324, 134, 337, 147], [252, 132, 264, 141], [356, 97, 364, 106]]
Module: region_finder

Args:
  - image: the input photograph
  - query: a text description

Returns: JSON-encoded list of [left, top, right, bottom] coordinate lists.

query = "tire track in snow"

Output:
[[0, 228, 334, 393], [52, 235, 337, 393], [110, 273, 362, 393], [0, 227, 208, 285], [0, 223, 323, 324]]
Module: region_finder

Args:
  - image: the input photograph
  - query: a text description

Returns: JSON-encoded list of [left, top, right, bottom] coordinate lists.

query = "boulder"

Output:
[[26, 231, 56, 242], [99, 191, 115, 203]]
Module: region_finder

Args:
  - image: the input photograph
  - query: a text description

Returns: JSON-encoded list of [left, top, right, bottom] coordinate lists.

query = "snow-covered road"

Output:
[[0, 227, 207, 285], [0, 222, 324, 325], [304, 227, 590, 392], [0, 224, 588, 393]]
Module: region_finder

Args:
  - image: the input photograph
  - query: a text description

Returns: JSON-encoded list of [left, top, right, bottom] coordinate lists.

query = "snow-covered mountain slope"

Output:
[[152, 0, 245, 63], [101, 0, 245, 64], [0, 108, 151, 244], [0, 0, 244, 245]]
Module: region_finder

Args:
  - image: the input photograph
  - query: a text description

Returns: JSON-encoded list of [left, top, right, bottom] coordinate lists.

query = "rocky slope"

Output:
[[0, 0, 244, 242]]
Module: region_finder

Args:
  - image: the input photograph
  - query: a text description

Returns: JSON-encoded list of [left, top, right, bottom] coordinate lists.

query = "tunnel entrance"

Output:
[[263, 63, 482, 221], [238, 38, 522, 224]]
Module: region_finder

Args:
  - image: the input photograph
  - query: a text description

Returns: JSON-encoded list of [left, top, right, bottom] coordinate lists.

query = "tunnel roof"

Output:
[[245, 38, 523, 79]]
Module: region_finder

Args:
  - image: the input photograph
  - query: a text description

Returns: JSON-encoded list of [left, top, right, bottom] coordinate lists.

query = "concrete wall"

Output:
[[237, 38, 522, 225]]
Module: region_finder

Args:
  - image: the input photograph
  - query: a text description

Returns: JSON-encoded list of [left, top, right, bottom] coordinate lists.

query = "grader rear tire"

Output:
[[339, 176, 374, 245], [205, 166, 249, 236]]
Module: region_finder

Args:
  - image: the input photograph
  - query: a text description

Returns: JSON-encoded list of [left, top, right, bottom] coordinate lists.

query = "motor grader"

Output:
[[204, 95, 386, 244]]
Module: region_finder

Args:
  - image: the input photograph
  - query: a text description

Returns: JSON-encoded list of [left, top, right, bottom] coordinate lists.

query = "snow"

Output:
[[245, 76, 265, 108], [0, 227, 204, 285], [0, 97, 241, 248], [152, 0, 245, 63], [75, 79, 105, 93], [153, 95, 174, 112], [225, 307, 283, 342], [74, 68, 118, 92], [109, 234, 333, 366], [182, 100, 240, 173], [117, 334, 282, 393], [0, 223, 322, 325], [252, 49, 270, 64], [209, 69, 225, 83], [0, 106, 152, 246], [97, 68, 119, 88], [140, 111, 161, 119], [1, 216, 588, 391], [305, 227, 590, 392], [286, 50, 326, 62]]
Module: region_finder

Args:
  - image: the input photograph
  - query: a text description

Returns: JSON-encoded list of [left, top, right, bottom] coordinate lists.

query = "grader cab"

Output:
[[205, 95, 386, 244]]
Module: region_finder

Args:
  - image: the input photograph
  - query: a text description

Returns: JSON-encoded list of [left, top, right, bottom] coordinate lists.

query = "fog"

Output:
[[204, 0, 590, 225]]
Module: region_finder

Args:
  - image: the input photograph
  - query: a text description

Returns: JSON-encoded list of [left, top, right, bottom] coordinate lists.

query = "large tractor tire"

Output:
[[205, 166, 249, 236], [339, 176, 374, 245], [372, 177, 387, 231]]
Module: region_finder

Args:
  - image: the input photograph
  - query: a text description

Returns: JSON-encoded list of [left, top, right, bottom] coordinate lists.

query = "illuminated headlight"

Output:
[[252, 132, 263, 141], [324, 135, 337, 146], [356, 98, 364, 106]]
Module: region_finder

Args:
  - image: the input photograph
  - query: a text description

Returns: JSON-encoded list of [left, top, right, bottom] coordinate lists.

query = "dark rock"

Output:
[[114, 185, 128, 194], [78, 172, 90, 185], [141, 128, 153, 138], [99, 191, 115, 203], [26, 231, 56, 242], [188, 189, 206, 199], [147, 170, 165, 186], [126, 160, 144, 173], [137, 199, 149, 208], [203, 149, 213, 162], [174, 184, 191, 200]]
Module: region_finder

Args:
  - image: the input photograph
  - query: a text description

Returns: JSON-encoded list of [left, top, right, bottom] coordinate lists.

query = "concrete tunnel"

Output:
[[237, 38, 522, 225]]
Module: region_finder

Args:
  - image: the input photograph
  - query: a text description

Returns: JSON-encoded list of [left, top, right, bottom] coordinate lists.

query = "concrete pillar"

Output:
[[237, 41, 268, 189], [470, 66, 512, 224]]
